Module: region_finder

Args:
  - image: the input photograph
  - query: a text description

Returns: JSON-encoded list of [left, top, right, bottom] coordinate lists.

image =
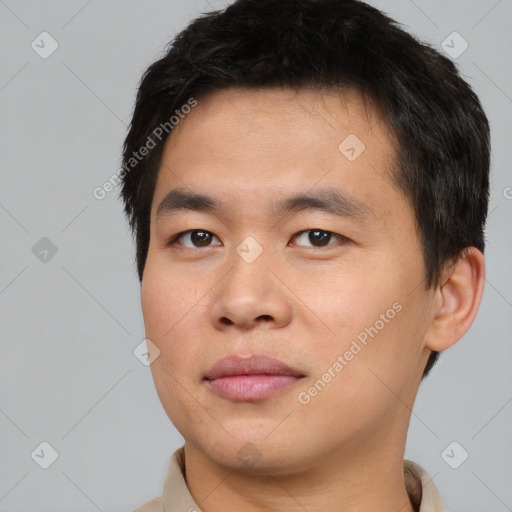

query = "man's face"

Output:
[[141, 87, 435, 472]]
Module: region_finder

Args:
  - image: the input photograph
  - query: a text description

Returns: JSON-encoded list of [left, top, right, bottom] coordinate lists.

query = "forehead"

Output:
[[167, 86, 392, 152], [152, 86, 401, 219]]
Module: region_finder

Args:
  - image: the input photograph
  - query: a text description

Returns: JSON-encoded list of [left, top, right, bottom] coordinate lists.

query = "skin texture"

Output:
[[141, 87, 485, 512]]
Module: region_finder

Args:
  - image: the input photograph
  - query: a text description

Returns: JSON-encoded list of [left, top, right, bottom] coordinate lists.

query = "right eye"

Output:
[[166, 230, 222, 249]]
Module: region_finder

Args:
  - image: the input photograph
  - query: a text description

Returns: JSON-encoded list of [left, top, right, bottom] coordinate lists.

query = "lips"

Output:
[[204, 354, 306, 401], [204, 354, 304, 380]]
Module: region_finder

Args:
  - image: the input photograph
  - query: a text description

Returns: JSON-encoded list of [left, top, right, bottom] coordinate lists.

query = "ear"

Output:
[[425, 247, 485, 352]]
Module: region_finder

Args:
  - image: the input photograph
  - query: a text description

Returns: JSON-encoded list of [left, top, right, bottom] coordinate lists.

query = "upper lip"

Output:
[[204, 354, 305, 380]]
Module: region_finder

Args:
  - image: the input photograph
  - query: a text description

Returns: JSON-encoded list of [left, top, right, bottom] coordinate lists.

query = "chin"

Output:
[[190, 430, 312, 475]]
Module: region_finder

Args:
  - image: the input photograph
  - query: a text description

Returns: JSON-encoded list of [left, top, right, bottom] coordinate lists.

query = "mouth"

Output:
[[204, 354, 306, 401]]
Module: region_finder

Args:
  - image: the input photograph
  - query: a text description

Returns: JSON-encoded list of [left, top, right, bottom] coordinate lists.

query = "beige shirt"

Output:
[[133, 447, 445, 512]]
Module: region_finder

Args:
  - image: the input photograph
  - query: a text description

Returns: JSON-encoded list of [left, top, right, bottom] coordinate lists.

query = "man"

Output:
[[120, 1, 489, 510]]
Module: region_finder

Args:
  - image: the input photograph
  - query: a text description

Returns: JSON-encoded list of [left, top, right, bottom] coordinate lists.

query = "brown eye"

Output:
[[169, 230, 222, 248], [190, 231, 213, 247], [308, 230, 331, 246], [292, 229, 347, 248]]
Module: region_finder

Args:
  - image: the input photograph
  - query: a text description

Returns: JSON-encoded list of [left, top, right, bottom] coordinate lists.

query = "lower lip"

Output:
[[206, 375, 302, 401]]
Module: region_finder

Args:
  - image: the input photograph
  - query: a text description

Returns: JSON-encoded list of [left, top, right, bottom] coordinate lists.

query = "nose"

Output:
[[209, 248, 293, 331]]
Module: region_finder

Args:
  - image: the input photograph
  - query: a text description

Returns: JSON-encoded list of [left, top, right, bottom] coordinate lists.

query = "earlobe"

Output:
[[425, 247, 485, 352]]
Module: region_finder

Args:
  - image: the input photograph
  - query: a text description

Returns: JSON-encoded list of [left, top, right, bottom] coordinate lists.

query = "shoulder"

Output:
[[132, 496, 164, 512]]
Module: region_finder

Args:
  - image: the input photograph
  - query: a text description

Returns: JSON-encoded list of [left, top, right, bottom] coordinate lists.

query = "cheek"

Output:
[[295, 301, 427, 437], [289, 263, 393, 341], [142, 262, 209, 430], [141, 257, 205, 340], [141, 256, 213, 397], [295, 259, 428, 380]]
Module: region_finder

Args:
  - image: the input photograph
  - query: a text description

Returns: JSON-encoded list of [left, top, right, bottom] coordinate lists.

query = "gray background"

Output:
[[0, 0, 510, 511]]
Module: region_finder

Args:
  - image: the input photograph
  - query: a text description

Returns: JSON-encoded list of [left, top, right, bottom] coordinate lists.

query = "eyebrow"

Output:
[[155, 187, 373, 222]]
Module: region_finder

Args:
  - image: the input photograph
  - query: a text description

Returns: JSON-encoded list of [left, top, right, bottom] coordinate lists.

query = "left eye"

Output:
[[291, 229, 347, 248]]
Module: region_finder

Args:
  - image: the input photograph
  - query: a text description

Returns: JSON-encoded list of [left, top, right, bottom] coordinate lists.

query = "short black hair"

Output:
[[120, 0, 490, 378]]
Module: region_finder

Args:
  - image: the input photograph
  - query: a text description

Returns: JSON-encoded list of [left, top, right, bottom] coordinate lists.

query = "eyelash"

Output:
[[165, 229, 350, 249]]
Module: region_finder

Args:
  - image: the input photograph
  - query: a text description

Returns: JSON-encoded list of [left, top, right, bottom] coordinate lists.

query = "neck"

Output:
[[183, 415, 416, 512]]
